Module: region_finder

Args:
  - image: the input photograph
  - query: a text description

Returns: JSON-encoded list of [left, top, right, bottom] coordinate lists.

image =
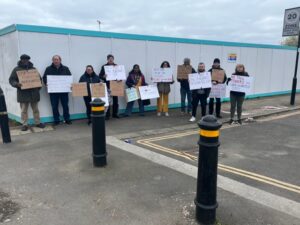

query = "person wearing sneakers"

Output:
[[208, 58, 227, 118], [177, 58, 196, 115], [227, 64, 249, 125], [189, 62, 211, 122], [156, 61, 174, 117], [9, 54, 45, 131]]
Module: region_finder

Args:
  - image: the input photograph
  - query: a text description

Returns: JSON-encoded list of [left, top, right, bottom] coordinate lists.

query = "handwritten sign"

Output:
[[110, 81, 124, 96], [47, 75, 72, 93], [138, 85, 159, 100], [125, 87, 140, 102], [151, 68, 173, 82], [16, 69, 42, 90], [90, 83, 105, 97], [229, 75, 253, 94], [188, 72, 212, 90], [91, 83, 109, 106], [211, 69, 225, 83], [72, 83, 88, 97], [177, 65, 192, 79], [104, 65, 126, 81], [209, 84, 227, 98]]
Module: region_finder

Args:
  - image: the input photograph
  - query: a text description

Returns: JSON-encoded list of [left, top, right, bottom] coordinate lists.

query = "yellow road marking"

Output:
[[137, 125, 300, 194]]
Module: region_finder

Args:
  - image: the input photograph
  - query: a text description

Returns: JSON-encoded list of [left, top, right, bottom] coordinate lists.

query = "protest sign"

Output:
[[47, 75, 72, 93], [151, 68, 173, 82], [138, 85, 159, 100], [177, 65, 192, 79], [104, 65, 126, 80], [71, 83, 88, 97], [16, 69, 42, 90], [188, 72, 212, 90], [110, 80, 124, 96]]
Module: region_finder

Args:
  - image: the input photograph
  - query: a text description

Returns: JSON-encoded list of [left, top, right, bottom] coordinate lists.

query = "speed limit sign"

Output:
[[282, 7, 300, 36]]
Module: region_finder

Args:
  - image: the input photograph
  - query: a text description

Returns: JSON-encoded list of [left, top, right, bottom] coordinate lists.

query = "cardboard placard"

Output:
[[110, 80, 125, 96], [91, 83, 109, 107], [125, 87, 140, 102], [177, 65, 192, 79], [91, 83, 105, 97], [211, 69, 225, 83], [71, 83, 88, 97], [16, 69, 42, 90]]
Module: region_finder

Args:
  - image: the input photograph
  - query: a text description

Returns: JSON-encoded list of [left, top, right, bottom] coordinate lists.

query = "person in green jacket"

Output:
[[9, 54, 45, 131]]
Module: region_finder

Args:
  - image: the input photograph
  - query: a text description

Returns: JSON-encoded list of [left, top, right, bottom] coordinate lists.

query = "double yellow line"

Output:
[[137, 128, 300, 194]]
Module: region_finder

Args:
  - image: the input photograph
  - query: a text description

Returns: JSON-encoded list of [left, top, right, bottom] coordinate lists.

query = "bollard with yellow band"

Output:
[[0, 87, 11, 144], [90, 98, 107, 167], [195, 115, 222, 225]]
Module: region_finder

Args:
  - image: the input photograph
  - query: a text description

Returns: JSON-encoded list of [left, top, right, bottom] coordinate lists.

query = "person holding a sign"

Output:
[[124, 64, 147, 117], [208, 58, 227, 118], [177, 58, 196, 115], [43, 55, 72, 125], [189, 63, 211, 122], [227, 64, 249, 125], [99, 54, 120, 120], [156, 61, 174, 116], [79, 65, 101, 125], [9, 54, 45, 131]]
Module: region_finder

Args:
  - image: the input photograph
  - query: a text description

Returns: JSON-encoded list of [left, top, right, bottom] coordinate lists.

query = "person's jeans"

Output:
[[50, 93, 70, 122], [124, 99, 144, 116], [192, 93, 208, 117], [180, 87, 192, 113], [106, 96, 119, 118], [209, 98, 221, 116], [83, 96, 92, 121], [20, 102, 40, 125], [230, 93, 245, 120]]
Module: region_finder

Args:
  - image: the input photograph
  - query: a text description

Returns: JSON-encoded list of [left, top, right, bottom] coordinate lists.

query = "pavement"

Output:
[[0, 93, 300, 225]]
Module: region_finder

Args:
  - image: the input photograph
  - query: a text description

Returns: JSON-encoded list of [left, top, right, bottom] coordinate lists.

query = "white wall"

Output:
[[1, 30, 299, 122]]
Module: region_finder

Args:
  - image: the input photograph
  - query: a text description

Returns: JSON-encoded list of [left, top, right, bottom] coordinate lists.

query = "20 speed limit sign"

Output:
[[283, 7, 300, 36]]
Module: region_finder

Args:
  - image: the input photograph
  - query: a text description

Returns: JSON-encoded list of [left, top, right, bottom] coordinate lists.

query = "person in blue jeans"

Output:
[[43, 55, 72, 125], [124, 64, 147, 117], [177, 58, 196, 114]]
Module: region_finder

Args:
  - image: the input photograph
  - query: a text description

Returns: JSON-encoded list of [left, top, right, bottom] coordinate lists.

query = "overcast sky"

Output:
[[0, 0, 299, 45]]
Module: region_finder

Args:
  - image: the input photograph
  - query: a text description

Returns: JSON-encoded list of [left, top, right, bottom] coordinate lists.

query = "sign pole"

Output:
[[290, 30, 300, 105]]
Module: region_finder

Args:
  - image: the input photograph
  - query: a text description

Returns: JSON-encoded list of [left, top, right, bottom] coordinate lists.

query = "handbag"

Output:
[[142, 99, 151, 106]]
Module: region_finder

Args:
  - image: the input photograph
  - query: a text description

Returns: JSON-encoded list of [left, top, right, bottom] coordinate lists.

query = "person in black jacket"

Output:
[[189, 62, 211, 122], [177, 58, 196, 114], [43, 55, 72, 125], [227, 64, 249, 125], [79, 65, 101, 125], [208, 58, 227, 118], [99, 54, 119, 120]]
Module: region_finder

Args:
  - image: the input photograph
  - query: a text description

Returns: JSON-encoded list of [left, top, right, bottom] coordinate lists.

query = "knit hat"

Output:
[[20, 54, 30, 60], [213, 58, 220, 64]]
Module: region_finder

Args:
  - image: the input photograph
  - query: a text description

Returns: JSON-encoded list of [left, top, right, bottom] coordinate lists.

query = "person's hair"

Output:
[[183, 58, 190, 63], [198, 62, 205, 66], [235, 64, 245, 73], [107, 54, 114, 60], [129, 64, 142, 75], [160, 61, 170, 68], [52, 55, 62, 61], [86, 65, 94, 71]]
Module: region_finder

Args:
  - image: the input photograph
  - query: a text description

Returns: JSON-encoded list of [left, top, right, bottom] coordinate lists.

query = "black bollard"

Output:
[[0, 87, 11, 143], [195, 115, 222, 225], [90, 98, 107, 167]]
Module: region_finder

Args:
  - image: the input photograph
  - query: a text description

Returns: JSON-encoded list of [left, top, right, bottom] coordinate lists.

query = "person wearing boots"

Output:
[[99, 54, 120, 120], [208, 58, 227, 118], [9, 54, 45, 131]]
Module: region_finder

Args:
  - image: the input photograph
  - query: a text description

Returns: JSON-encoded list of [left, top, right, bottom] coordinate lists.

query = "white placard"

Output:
[[47, 75, 73, 93], [138, 85, 160, 100], [104, 65, 126, 81], [91, 83, 109, 107], [209, 84, 226, 98], [151, 68, 173, 82], [125, 88, 140, 102], [188, 72, 212, 90], [229, 75, 253, 94]]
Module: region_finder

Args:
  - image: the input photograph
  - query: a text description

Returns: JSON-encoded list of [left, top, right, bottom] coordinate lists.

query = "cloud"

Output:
[[0, 0, 299, 44]]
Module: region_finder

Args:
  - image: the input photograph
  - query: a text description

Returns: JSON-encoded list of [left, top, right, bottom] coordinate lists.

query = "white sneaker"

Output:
[[165, 112, 169, 117], [157, 112, 161, 116], [189, 116, 196, 122]]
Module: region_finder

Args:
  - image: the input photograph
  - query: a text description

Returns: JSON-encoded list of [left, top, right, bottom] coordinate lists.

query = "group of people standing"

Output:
[[9, 54, 249, 131]]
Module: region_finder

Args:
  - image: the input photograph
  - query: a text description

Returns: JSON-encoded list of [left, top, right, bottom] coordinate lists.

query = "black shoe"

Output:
[[36, 123, 45, 129], [65, 120, 72, 125], [87, 120, 91, 125], [216, 115, 222, 118], [112, 114, 120, 118], [53, 121, 60, 126], [237, 119, 242, 125], [229, 119, 234, 125], [21, 125, 28, 131]]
